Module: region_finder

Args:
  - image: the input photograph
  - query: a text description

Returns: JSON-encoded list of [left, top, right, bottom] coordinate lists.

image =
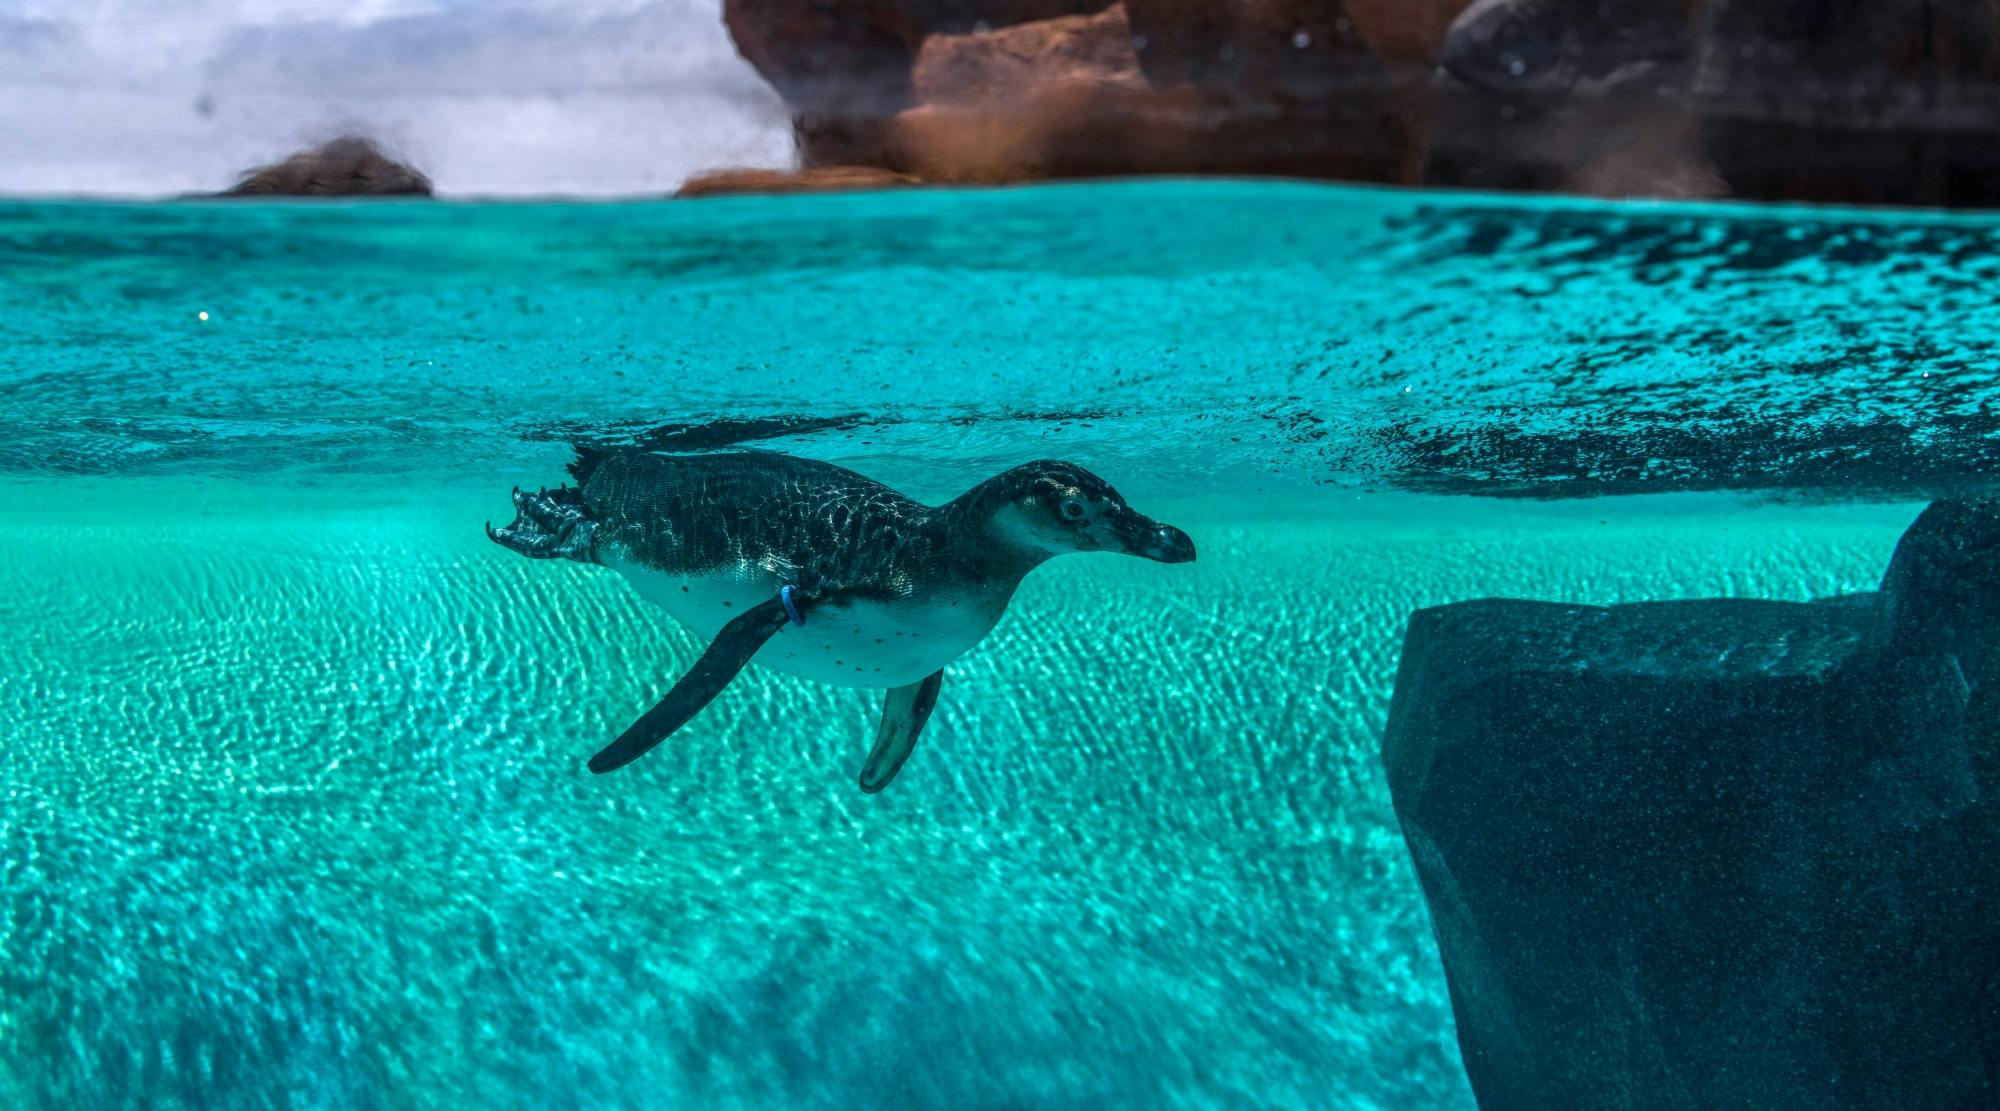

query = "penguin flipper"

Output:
[[859, 670, 944, 793], [588, 598, 790, 774]]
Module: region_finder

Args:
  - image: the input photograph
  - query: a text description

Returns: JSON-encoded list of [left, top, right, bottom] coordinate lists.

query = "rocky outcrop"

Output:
[[1427, 0, 1719, 197], [1434, 0, 2000, 205], [891, 5, 1162, 182], [721, 0, 1473, 185], [911, 4, 1145, 106], [220, 136, 431, 198], [1382, 499, 2000, 1110], [1425, 88, 1723, 199], [722, 1, 1109, 165], [1694, 0, 2000, 205], [717, 0, 2000, 204], [1439, 0, 1697, 102], [1113, 0, 1438, 183]]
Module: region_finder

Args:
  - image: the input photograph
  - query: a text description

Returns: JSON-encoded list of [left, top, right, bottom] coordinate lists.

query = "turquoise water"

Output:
[[0, 182, 1991, 1109]]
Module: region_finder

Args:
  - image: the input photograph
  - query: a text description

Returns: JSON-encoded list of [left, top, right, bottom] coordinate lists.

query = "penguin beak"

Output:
[[1102, 507, 1197, 564]]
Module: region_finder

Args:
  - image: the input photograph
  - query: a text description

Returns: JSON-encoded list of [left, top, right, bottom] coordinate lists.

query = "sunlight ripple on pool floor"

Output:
[[0, 477, 1919, 1110]]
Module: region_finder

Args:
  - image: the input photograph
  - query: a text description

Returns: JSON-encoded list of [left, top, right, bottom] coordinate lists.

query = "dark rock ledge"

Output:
[[1383, 498, 2000, 1110]]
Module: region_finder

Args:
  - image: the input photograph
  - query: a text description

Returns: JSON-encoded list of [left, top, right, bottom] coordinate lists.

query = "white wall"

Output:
[[0, 0, 794, 197]]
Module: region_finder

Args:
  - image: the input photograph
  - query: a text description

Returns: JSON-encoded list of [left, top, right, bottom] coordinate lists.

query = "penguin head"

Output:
[[977, 461, 1196, 565]]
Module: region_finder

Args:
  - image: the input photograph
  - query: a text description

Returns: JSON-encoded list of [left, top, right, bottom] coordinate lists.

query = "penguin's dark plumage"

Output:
[[489, 447, 1194, 790]]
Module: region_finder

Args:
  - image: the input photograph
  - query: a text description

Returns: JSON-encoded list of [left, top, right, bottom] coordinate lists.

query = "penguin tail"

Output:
[[487, 484, 596, 563]]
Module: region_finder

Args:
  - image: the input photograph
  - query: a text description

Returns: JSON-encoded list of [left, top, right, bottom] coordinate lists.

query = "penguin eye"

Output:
[[1058, 497, 1087, 522]]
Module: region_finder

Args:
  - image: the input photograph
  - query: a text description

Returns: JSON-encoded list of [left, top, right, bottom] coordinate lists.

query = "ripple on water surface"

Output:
[[3, 183, 1998, 500]]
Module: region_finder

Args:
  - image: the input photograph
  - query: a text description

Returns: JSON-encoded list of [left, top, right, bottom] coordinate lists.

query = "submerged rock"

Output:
[[1383, 499, 2000, 1109], [221, 137, 431, 198], [1880, 498, 2000, 689]]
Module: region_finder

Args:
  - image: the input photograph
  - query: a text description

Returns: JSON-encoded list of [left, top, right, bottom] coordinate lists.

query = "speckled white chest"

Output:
[[609, 556, 1007, 689]]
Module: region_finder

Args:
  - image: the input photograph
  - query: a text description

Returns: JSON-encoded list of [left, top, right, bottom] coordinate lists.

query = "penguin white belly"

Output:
[[611, 557, 1001, 689]]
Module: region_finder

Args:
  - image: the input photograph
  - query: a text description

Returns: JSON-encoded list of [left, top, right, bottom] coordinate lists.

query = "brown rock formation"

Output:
[[910, 4, 1145, 107], [1117, 1, 1413, 181], [1346, 0, 1473, 65], [720, 0, 1474, 186], [722, 1, 1108, 165], [893, 4, 1173, 182], [221, 136, 431, 197], [675, 166, 918, 198], [715, 0, 2000, 205]]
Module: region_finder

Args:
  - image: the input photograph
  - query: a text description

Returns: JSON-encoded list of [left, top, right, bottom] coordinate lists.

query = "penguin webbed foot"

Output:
[[487, 484, 596, 562]]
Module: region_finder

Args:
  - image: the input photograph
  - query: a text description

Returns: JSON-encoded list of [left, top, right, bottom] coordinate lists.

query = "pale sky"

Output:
[[0, 0, 795, 196]]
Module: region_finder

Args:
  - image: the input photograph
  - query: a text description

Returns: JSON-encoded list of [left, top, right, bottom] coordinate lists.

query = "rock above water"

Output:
[[890, 5, 1196, 183], [716, 0, 2000, 204], [1383, 500, 2000, 1109], [911, 4, 1144, 107], [1433, 0, 2000, 205], [719, 0, 1472, 184], [721, 0, 1110, 166], [221, 137, 431, 198], [674, 165, 917, 199]]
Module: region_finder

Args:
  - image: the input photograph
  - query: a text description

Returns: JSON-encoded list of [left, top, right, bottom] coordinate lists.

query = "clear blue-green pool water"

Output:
[[1, 181, 1993, 1109]]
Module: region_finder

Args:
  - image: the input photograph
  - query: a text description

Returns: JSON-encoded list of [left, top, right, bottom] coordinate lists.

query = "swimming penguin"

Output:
[[487, 447, 1196, 791]]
